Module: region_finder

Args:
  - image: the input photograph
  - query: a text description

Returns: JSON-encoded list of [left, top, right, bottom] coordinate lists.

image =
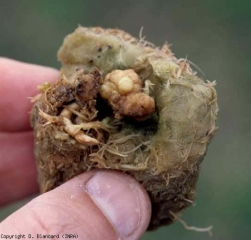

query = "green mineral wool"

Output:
[[31, 26, 218, 229]]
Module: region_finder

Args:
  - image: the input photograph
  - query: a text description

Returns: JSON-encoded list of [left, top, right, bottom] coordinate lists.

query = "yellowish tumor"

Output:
[[118, 77, 133, 94], [100, 69, 155, 120]]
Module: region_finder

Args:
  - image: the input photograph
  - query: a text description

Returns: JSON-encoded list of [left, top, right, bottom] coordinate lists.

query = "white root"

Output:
[[169, 211, 213, 236], [75, 132, 99, 145], [39, 110, 58, 123], [143, 79, 155, 95], [39, 105, 102, 145], [61, 103, 80, 118], [29, 93, 42, 103], [120, 163, 148, 170], [63, 118, 100, 145]]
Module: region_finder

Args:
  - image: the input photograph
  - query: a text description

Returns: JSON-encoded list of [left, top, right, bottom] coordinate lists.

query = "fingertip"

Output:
[[56, 170, 152, 239], [0, 58, 59, 132], [0, 132, 39, 206], [0, 170, 151, 240], [0, 57, 59, 76], [84, 170, 151, 239]]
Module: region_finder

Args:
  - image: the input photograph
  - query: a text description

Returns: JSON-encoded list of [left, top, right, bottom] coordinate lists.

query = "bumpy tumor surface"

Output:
[[100, 69, 155, 120], [31, 26, 218, 229]]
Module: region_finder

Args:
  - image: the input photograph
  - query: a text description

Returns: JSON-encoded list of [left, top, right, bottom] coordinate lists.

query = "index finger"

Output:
[[0, 58, 59, 132]]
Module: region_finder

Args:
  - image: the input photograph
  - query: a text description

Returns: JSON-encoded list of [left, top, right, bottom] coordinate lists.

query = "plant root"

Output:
[[170, 211, 213, 236], [39, 107, 103, 145]]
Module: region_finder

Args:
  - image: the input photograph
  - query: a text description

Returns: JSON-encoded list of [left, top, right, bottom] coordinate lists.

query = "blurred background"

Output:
[[0, 0, 250, 239]]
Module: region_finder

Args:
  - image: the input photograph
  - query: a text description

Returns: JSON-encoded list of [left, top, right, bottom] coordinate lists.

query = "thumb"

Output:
[[0, 170, 151, 240]]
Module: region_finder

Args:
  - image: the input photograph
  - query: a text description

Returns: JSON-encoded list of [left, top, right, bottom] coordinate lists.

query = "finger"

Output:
[[0, 57, 59, 132], [0, 131, 39, 206], [0, 170, 151, 240]]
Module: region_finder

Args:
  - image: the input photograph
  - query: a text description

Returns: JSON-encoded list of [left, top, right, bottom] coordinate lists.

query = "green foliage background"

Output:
[[1, 0, 250, 239]]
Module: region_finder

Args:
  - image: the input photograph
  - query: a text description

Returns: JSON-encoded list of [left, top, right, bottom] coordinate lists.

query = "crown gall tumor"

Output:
[[100, 69, 155, 120]]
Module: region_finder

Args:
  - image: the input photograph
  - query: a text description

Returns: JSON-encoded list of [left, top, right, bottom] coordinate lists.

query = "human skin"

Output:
[[0, 58, 151, 240]]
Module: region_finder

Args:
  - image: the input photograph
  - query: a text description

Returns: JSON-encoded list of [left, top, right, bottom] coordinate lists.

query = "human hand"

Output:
[[0, 58, 151, 239]]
